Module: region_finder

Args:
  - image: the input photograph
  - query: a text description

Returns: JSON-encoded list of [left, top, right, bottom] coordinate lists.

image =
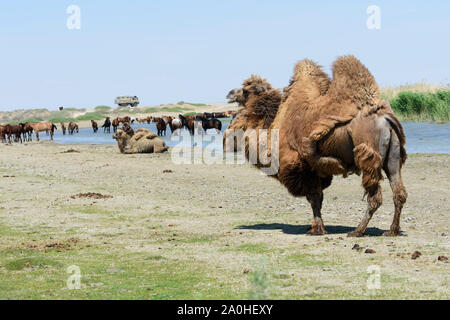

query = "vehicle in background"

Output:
[[114, 96, 139, 107]]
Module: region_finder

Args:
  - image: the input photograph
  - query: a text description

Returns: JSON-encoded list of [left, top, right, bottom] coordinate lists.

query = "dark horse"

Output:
[[101, 117, 111, 133], [156, 118, 167, 136], [4, 123, 25, 143], [91, 120, 99, 133], [195, 116, 222, 134], [178, 114, 195, 135]]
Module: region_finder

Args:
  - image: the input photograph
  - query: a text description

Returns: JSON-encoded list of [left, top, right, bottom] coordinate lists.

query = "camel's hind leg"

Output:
[[348, 143, 384, 237], [383, 130, 407, 236]]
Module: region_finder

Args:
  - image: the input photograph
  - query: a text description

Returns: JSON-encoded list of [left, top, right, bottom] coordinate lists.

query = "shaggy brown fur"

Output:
[[112, 128, 168, 154], [224, 75, 282, 153], [227, 56, 407, 237]]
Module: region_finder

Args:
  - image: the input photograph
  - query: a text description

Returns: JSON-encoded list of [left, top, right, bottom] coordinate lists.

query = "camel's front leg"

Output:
[[306, 191, 327, 235]]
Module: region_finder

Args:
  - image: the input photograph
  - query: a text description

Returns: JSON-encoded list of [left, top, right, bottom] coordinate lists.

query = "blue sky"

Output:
[[0, 0, 449, 110]]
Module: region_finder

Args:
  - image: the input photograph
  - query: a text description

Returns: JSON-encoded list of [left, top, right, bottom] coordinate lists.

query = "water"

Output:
[[401, 122, 450, 154], [40, 120, 449, 154]]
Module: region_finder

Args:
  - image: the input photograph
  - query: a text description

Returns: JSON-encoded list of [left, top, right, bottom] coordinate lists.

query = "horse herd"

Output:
[[0, 111, 236, 144], [99, 112, 233, 137]]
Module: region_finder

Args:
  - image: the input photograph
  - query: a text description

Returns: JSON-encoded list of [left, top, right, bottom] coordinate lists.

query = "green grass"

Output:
[[177, 101, 210, 107], [94, 105, 112, 112], [160, 106, 191, 113], [0, 223, 242, 299], [49, 117, 76, 124], [389, 90, 450, 122], [75, 112, 105, 121]]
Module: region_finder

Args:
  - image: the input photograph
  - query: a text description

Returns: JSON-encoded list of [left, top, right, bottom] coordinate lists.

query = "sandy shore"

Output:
[[0, 142, 448, 299]]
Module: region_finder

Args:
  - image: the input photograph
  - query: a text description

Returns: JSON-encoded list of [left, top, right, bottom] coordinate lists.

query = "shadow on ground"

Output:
[[237, 223, 386, 236]]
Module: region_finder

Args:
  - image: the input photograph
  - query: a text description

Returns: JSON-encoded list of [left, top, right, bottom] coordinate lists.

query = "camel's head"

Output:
[[227, 88, 245, 105], [227, 75, 273, 107], [112, 129, 129, 153]]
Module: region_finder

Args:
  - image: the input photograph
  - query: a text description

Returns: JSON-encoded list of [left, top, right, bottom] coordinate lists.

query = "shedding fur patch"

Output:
[[353, 143, 383, 191]]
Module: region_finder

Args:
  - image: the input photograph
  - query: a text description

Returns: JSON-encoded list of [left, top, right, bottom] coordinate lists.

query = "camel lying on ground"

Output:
[[113, 128, 168, 154], [224, 56, 407, 237]]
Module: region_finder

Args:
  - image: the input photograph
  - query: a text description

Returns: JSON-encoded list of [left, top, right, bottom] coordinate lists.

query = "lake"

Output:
[[42, 120, 450, 154]]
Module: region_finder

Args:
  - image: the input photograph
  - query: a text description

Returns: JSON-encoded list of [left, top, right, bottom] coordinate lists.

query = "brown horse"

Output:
[[67, 122, 79, 135], [136, 117, 148, 124], [155, 118, 167, 136], [31, 122, 56, 141], [0, 125, 5, 143], [179, 114, 195, 135], [22, 123, 34, 142], [112, 118, 119, 132], [4, 124, 25, 143], [196, 116, 222, 134], [117, 116, 131, 124], [60, 122, 67, 135], [91, 120, 98, 133]]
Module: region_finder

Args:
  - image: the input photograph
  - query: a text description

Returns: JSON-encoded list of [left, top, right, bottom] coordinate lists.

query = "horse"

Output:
[[167, 117, 183, 135], [117, 116, 131, 124], [195, 120, 203, 135], [91, 120, 98, 133], [112, 118, 119, 133], [61, 122, 67, 135], [156, 118, 167, 136], [22, 123, 34, 142], [178, 114, 195, 135], [212, 112, 228, 118], [0, 125, 5, 143], [121, 122, 135, 136], [196, 116, 222, 134], [31, 122, 56, 141], [4, 124, 25, 143], [101, 117, 111, 133], [67, 122, 79, 135]]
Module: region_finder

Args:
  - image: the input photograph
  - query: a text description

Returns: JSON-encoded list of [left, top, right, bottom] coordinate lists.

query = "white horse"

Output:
[[170, 118, 182, 136]]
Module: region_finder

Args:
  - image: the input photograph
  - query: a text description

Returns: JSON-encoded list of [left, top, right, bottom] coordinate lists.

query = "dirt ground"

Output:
[[0, 142, 448, 299]]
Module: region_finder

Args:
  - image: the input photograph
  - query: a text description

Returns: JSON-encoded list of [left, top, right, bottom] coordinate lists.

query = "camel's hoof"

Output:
[[307, 226, 328, 236], [383, 230, 401, 237], [347, 230, 365, 237]]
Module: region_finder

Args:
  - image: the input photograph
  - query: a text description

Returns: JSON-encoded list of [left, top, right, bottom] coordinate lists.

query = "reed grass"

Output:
[[381, 82, 449, 122]]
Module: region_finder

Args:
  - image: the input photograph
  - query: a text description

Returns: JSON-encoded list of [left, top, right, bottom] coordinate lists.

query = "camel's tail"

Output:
[[384, 114, 407, 166]]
